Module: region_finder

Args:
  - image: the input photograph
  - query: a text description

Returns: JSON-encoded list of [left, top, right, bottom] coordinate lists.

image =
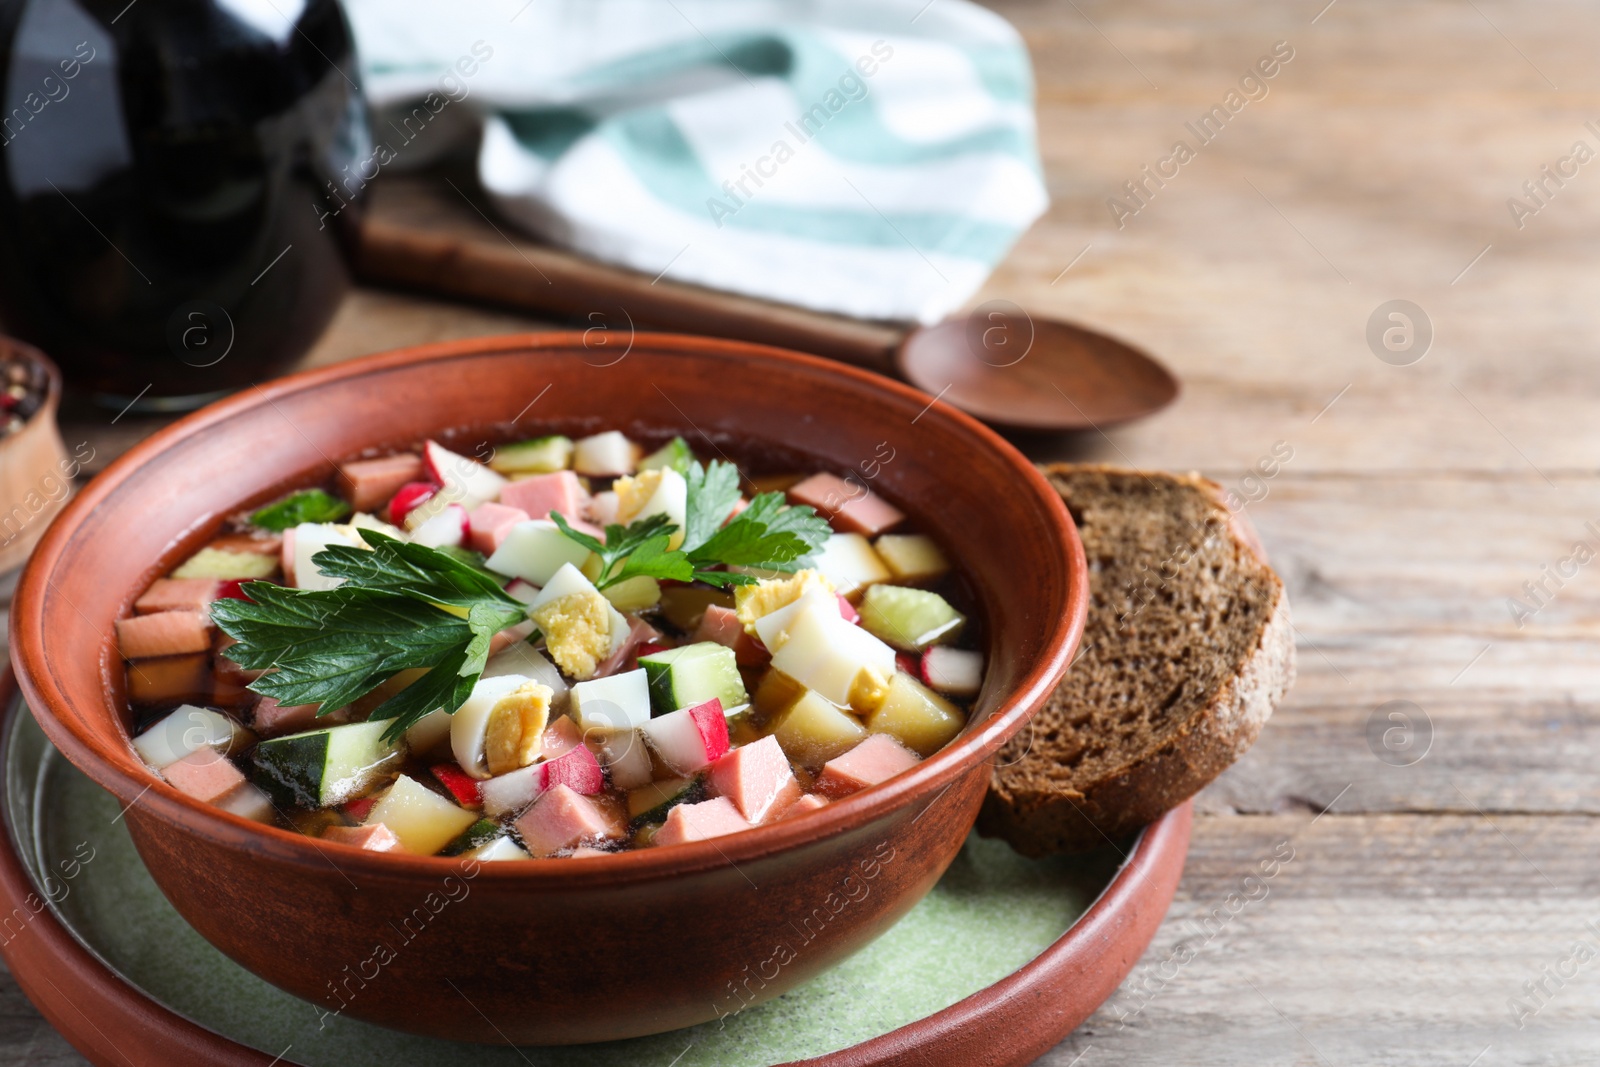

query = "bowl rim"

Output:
[[12, 331, 1088, 884]]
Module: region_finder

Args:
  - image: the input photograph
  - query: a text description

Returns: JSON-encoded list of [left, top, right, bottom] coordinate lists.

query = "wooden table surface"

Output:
[[7, 0, 1600, 1062]]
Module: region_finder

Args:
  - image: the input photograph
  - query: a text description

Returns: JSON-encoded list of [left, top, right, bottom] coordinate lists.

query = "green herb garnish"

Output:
[[212, 460, 831, 740], [250, 489, 351, 531], [212, 530, 527, 740]]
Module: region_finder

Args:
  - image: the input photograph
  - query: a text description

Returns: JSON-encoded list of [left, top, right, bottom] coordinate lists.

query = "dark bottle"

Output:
[[0, 0, 370, 409]]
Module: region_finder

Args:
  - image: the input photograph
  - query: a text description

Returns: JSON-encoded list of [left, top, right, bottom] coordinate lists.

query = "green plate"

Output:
[[4, 702, 1123, 1066]]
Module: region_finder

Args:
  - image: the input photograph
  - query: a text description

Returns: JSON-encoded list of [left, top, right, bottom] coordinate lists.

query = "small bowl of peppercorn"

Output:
[[0, 336, 73, 574]]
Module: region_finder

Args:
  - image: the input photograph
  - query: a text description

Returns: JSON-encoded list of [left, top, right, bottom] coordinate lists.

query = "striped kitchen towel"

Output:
[[344, 0, 1048, 325]]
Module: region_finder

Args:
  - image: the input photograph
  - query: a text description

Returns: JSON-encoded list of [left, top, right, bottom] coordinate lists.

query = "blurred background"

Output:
[[3, 0, 1599, 1063]]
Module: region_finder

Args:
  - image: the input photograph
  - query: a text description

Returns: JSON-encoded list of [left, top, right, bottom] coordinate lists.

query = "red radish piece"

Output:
[[116, 610, 213, 660], [836, 594, 860, 625], [708, 735, 801, 823], [692, 605, 766, 666], [387, 481, 438, 525], [515, 784, 624, 855], [814, 734, 921, 799], [787, 472, 906, 536], [653, 796, 751, 847], [216, 579, 253, 602], [135, 578, 219, 614], [411, 502, 469, 549], [920, 646, 984, 697], [338, 453, 425, 513], [633, 640, 671, 660], [539, 743, 605, 795], [162, 748, 247, 803], [430, 763, 483, 807], [896, 652, 919, 677], [342, 796, 378, 823], [640, 698, 730, 775], [423, 440, 508, 509], [323, 823, 401, 852], [467, 502, 530, 555]]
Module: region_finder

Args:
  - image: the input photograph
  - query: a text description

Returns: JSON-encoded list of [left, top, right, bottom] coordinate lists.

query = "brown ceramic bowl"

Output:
[[11, 333, 1087, 1045]]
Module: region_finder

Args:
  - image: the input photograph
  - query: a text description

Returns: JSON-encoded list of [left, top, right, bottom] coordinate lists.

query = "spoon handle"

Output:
[[355, 219, 904, 373]]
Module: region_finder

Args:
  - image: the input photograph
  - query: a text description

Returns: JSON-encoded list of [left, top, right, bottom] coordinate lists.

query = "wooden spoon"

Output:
[[355, 219, 1178, 431]]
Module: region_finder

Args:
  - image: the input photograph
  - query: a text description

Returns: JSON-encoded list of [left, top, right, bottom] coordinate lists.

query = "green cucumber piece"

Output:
[[639, 436, 694, 474], [251, 489, 350, 531], [253, 720, 404, 809], [638, 641, 749, 715], [441, 818, 503, 856], [490, 435, 572, 474], [627, 776, 705, 825], [858, 585, 966, 651]]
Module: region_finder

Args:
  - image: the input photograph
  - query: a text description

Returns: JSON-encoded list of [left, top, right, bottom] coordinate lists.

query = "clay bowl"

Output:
[[11, 333, 1088, 1045]]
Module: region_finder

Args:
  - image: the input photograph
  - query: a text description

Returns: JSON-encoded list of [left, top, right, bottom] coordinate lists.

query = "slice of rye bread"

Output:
[[978, 465, 1295, 856]]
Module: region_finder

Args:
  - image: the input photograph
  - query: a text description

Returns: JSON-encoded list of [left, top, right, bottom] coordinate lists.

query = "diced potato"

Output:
[[866, 673, 966, 756], [873, 534, 950, 584], [602, 575, 662, 612], [751, 668, 807, 725], [172, 547, 279, 581], [770, 690, 868, 769], [365, 775, 477, 855], [733, 569, 834, 635], [811, 534, 891, 598]]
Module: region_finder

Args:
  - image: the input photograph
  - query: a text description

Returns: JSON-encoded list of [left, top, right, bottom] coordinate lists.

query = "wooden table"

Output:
[[7, 0, 1599, 1062]]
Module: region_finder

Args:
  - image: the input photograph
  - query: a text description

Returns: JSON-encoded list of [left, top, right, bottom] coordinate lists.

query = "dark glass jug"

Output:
[[0, 0, 369, 409]]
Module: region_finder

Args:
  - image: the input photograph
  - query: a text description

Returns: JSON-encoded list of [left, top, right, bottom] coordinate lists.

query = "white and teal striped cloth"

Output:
[[345, 0, 1047, 324]]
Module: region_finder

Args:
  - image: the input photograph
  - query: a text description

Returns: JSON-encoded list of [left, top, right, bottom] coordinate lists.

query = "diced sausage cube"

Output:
[[499, 471, 591, 526], [323, 823, 402, 852], [135, 578, 219, 615], [787, 473, 905, 536], [709, 735, 801, 823], [338, 453, 426, 513], [814, 734, 921, 799], [116, 610, 213, 660], [782, 793, 830, 819], [467, 502, 530, 555], [252, 696, 322, 736], [162, 748, 247, 803], [126, 654, 211, 705], [693, 605, 767, 666], [652, 796, 751, 847], [515, 784, 623, 855]]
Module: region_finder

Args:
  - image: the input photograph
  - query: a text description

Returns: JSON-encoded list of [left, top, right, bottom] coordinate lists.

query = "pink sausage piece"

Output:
[[339, 453, 426, 514], [787, 472, 905, 537], [162, 748, 247, 803], [116, 610, 213, 660], [467, 502, 530, 555], [135, 578, 219, 615], [814, 734, 921, 800], [653, 796, 751, 847], [516, 785, 623, 856]]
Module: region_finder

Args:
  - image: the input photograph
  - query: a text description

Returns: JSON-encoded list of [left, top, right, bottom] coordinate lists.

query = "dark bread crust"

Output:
[[978, 465, 1295, 856]]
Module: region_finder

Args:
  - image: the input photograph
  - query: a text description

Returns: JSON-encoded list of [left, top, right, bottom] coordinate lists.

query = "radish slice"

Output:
[[387, 481, 438, 525], [430, 762, 482, 807], [411, 503, 468, 549], [423, 440, 508, 510], [921, 647, 984, 697], [640, 698, 730, 775]]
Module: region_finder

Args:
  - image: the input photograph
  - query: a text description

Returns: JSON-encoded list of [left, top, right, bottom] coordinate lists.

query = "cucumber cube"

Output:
[[490, 435, 573, 475], [858, 585, 966, 652], [253, 720, 404, 808], [639, 436, 695, 474], [638, 642, 749, 715]]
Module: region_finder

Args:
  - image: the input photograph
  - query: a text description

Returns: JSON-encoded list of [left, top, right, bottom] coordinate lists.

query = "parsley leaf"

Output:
[[211, 532, 532, 741], [250, 489, 351, 531], [681, 460, 743, 553], [549, 512, 692, 588]]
